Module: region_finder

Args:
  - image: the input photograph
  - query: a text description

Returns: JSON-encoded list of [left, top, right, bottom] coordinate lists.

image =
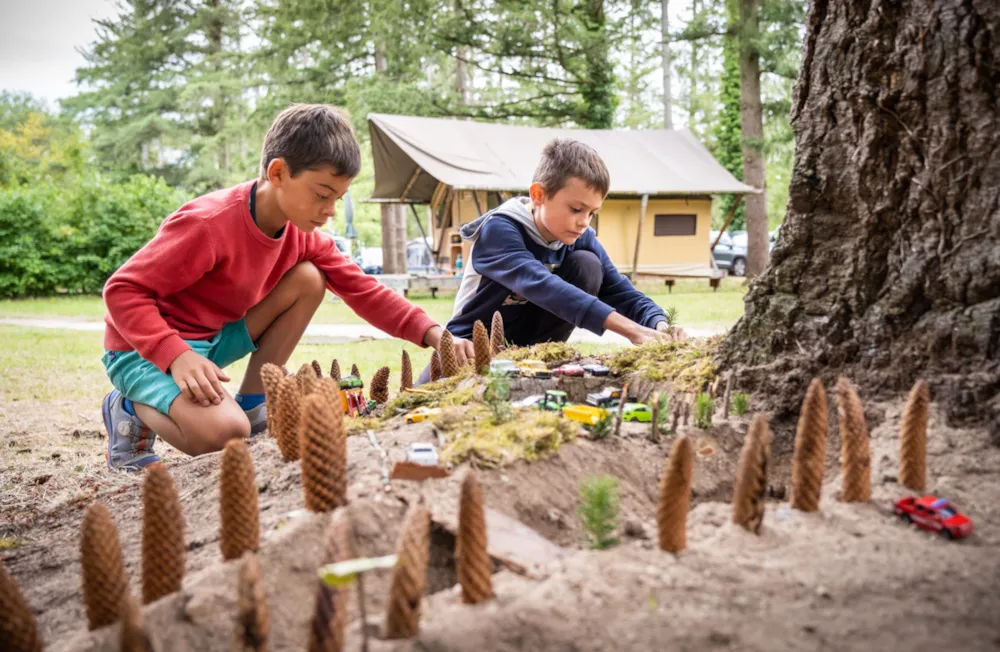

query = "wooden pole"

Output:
[[409, 204, 435, 265], [434, 189, 454, 269], [399, 168, 421, 202], [723, 373, 734, 420], [471, 190, 485, 217], [711, 195, 745, 251], [631, 194, 649, 279]]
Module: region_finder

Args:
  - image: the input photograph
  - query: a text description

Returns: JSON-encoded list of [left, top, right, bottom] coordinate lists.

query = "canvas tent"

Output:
[[368, 113, 755, 277]]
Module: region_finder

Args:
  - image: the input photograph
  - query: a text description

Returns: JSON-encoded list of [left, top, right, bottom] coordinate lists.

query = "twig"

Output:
[[366, 430, 391, 489], [723, 374, 734, 420]]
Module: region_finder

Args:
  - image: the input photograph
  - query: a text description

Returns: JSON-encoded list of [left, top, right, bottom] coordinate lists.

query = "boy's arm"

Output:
[[583, 232, 668, 329], [103, 214, 216, 373]]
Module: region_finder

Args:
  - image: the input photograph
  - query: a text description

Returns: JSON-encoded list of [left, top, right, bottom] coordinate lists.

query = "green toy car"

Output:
[[622, 403, 652, 423], [538, 389, 568, 411], [338, 375, 363, 390]]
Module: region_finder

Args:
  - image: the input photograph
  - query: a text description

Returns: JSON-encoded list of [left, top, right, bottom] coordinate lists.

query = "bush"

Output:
[[732, 392, 750, 416], [695, 392, 714, 429], [0, 189, 66, 298], [586, 411, 614, 440], [578, 475, 620, 550]]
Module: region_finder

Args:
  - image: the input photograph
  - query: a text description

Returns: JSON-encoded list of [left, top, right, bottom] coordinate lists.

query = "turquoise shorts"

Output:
[[102, 319, 258, 416]]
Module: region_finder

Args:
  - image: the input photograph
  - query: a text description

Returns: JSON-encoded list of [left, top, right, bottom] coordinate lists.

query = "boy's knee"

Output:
[[560, 250, 603, 295], [191, 411, 251, 455], [287, 261, 326, 303]]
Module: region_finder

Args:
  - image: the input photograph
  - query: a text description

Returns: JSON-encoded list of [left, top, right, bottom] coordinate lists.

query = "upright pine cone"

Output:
[[384, 504, 430, 639], [273, 376, 302, 462], [260, 363, 285, 438], [220, 439, 260, 561], [120, 592, 152, 652], [80, 502, 129, 630], [732, 415, 772, 533], [899, 379, 930, 491], [141, 464, 185, 604], [400, 351, 413, 391], [298, 364, 318, 397], [234, 553, 269, 652], [370, 366, 390, 404], [490, 311, 505, 355], [429, 351, 442, 382], [300, 395, 348, 513], [457, 472, 493, 604], [791, 378, 828, 512], [308, 510, 353, 652], [472, 320, 491, 375], [657, 436, 694, 553], [836, 377, 871, 503], [439, 330, 458, 378], [0, 561, 43, 652], [350, 364, 360, 378], [315, 377, 343, 415], [311, 360, 324, 379], [330, 359, 341, 381]]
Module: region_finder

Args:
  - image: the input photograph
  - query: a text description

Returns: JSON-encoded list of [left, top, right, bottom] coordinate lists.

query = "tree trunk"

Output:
[[660, 0, 673, 129], [738, 0, 768, 277], [721, 0, 1000, 441], [381, 204, 405, 274], [455, 0, 469, 105]]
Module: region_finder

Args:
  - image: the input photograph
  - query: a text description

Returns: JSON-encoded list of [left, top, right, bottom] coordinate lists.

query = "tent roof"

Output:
[[368, 113, 756, 203]]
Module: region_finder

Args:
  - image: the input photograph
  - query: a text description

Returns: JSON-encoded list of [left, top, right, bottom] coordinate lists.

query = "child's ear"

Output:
[[529, 182, 545, 206], [266, 158, 287, 187]]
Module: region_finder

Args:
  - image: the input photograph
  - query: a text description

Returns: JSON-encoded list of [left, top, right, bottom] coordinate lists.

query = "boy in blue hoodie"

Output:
[[418, 139, 679, 382]]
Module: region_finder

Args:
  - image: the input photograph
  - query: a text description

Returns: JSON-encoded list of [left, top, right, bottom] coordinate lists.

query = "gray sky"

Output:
[[0, 0, 119, 107]]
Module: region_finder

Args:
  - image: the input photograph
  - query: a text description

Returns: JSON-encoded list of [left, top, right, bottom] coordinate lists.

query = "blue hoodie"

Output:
[[446, 197, 666, 340]]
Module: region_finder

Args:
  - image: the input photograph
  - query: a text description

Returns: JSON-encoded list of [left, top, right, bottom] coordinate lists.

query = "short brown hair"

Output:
[[532, 139, 610, 197], [259, 104, 362, 179]]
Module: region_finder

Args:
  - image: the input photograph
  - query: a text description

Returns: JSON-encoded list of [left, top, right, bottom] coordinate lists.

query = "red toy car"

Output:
[[894, 496, 973, 540], [554, 364, 585, 377]]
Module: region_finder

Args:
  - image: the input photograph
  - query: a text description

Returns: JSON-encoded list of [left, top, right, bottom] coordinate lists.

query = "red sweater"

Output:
[[103, 181, 436, 372]]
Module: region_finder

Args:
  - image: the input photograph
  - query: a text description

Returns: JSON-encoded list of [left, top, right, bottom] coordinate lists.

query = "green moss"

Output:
[[606, 337, 721, 391], [437, 409, 577, 467], [346, 416, 382, 435], [381, 367, 478, 414], [499, 342, 581, 364], [0, 537, 26, 550]]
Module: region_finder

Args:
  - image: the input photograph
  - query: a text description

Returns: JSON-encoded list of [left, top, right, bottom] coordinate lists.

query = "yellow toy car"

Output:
[[517, 359, 553, 378], [404, 407, 441, 424], [562, 403, 609, 425]]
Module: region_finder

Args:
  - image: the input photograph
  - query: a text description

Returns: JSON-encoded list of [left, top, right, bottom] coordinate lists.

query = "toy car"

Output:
[[538, 390, 569, 411], [586, 386, 622, 408], [489, 359, 519, 377], [404, 407, 441, 424], [581, 363, 610, 376], [894, 496, 973, 540], [562, 403, 609, 425], [517, 360, 553, 379], [622, 403, 652, 423], [406, 442, 440, 467], [554, 364, 585, 377], [513, 394, 544, 408]]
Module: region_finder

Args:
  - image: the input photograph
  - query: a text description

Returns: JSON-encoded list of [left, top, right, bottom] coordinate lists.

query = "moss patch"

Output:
[[381, 367, 478, 414], [0, 536, 27, 550], [435, 407, 577, 467], [499, 342, 582, 364], [606, 337, 721, 391]]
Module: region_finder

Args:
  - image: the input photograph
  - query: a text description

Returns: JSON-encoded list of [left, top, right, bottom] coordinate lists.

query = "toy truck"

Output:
[[562, 403, 608, 425], [517, 359, 553, 378], [586, 386, 622, 408], [338, 376, 371, 417], [538, 389, 568, 411]]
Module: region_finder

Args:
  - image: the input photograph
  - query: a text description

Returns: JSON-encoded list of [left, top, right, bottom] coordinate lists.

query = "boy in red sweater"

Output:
[[102, 104, 472, 471]]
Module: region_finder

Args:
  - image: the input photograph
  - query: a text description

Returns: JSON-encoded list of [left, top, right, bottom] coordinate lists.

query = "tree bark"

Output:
[[721, 0, 1000, 441], [661, 0, 673, 129], [381, 204, 406, 274], [739, 0, 768, 277]]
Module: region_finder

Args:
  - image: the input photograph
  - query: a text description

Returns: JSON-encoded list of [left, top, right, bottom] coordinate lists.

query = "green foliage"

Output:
[[586, 411, 614, 441], [694, 392, 714, 429], [655, 393, 671, 434], [484, 371, 514, 425], [713, 8, 745, 231], [731, 392, 750, 416], [578, 475, 620, 550]]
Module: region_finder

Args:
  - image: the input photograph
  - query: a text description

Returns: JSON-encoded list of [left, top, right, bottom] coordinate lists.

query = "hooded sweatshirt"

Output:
[[446, 197, 666, 340]]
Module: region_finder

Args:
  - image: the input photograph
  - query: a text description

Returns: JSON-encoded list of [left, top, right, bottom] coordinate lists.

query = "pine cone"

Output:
[[308, 510, 353, 652], [836, 377, 871, 503], [899, 379, 929, 491], [350, 364, 360, 378], [315, 377, 344, 415], [732, 415, 772, 533], [472, 321, 491, 375], [273, 377, 302, 462], [298, 364, 318, 397], [141, 464, 185, 604], [300, 395, 348, 513], [384, 504, 430, 639], [791, 378, 828, 512], [490, 311, 505, 355], [657, 436, 693, 553], [234, 553, 269, 652], [370, 366, 390, 404], [311, 360, 324, 379], [80, 502, 129, 630], [0, 561, 43, 652], [260, 363, 285, 438], [330, 359, 341, 382], [400, 351, 413, 391], [429, 351, 441, 382], [220, 439, 260, 561], [457, 472, 493, 604], [120, 592, 153, 652], [439, 330, 458, 378]]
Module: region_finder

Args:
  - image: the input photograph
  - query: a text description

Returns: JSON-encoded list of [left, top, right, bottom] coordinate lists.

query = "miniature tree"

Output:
[[234, 553, 269, 652], [260, 363, 285, 438], [0, 560, 43, 652], [578, 475, 620, 550], [120, 592, 152, 652], [653, 393, 671, 436], [472, 320, 491, 374], [309, 511, 353, 652], [732, 415, 772, 533], [300, 394, 348, 513], [400, 350, 413, 391], [457, 472, 493, 603], [80, 502, 129, 630], [483, 371, 513, 425], [588, 411, 614, 440], [790, 378, 828, 512], [274, 376, 303, 462], [311, 360, 324, 379], [384, 503, 430, 639], [439, 330, 459, 378], [330, 359, 341, 381], [657, 436, 693, 553], [141, 464, 185, 604], [350, 363, 360, 378], [694, 392, 714, 429], [220, 439, 260, 560], [490, 311, 506, 355], [370, 366, 390, 404], [836, 377, 871, 503], [429, 351, 442, 382], [731, 392, 750, 416], [899, 379, 930, 491]]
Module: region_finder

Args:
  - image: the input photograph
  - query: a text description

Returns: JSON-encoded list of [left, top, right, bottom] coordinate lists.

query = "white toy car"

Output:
[[406, 442, 440, 467], [489, 359, 519, 377]]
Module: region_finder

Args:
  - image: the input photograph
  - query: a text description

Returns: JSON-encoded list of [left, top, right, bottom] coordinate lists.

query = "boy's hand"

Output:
[[423, 326, 475, 367], [655, 321, 687, 341], [605, 312, 684, 346], [169, 349, 230, 407]]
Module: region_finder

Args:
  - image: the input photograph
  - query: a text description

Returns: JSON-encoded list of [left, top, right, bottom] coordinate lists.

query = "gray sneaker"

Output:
[[102, 390, 161, 472], [245, 403, 267, 436]]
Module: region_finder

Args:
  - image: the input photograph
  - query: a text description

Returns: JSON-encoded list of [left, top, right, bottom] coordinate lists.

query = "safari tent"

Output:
[[367, 113, 755, 278]]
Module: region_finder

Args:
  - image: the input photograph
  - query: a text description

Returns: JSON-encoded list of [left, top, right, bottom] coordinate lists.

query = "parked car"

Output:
[[554, 364, 585, 377], [538, 390, 569, 411], [406, 443, 440, 467], [518, 360, 553, 379], [622, 403, 652, 423], [894, 496, 973, 540], [354, 247, 383, 275], [581, 363, 610, 377], [710, 230, 748, 277], [513, 394, 544, 408], [404, 407, 441, 424], [489, 359, 519, 377], [586, 386, 622, 408]]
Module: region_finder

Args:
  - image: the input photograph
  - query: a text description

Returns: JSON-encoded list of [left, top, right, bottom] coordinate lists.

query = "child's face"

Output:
[[529, 177, 604, 245], [268, 160, 353, 232]]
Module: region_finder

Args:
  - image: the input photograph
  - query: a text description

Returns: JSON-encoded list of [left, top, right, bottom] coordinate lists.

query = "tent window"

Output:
[[654, 214, 696, 236]]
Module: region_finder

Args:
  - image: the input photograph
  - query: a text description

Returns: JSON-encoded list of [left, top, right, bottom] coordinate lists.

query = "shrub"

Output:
[[695, 392, 714, 429], [483, 371, 513, 425], [578, 475, 620, 550], [732, 392, 750, 416], [586, 411, 614, 440]]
